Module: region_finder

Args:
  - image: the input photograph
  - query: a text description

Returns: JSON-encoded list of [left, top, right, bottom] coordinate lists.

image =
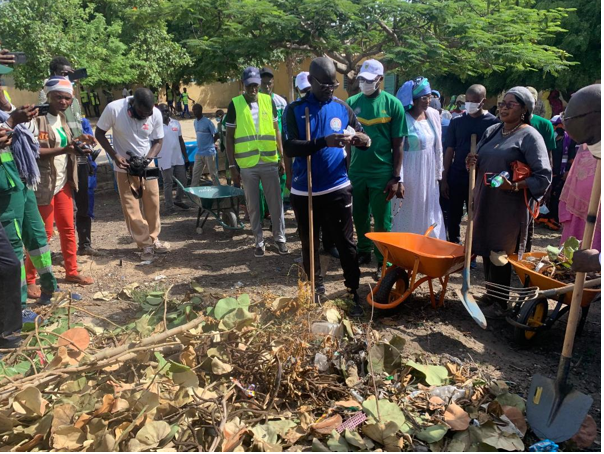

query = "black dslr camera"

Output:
[[126, 151, 159, 180]]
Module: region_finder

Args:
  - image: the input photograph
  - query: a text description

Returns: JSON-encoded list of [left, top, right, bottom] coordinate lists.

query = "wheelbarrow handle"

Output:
[[538, 277, 601, 299], [423, 223, 437, 237]]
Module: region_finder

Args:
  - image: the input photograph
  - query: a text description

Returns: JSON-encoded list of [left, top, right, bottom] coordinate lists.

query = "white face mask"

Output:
[[465, 102, 482, 114], [359, 80, 378, 96], [588, 141, 601, 159]]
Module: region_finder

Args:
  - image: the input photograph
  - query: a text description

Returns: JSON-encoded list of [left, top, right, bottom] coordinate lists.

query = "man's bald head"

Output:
[[310, 58, 337, 84], [564, 84, 601, 146], [134, 88, 155, 110], [466, 84, 486, 99], [309, 57, 338, 101]]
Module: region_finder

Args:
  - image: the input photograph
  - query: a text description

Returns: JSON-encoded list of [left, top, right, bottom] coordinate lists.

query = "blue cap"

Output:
[[242, 66, 261, 86], [431, 89, 441, 98]]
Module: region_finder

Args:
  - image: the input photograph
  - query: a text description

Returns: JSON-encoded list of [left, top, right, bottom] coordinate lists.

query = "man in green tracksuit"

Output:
[[347, 60, 405, 277]]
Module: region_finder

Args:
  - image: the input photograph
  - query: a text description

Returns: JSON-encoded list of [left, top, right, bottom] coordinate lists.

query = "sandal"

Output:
[[65, 274, 94, 285], [27, 283, 41, 299]]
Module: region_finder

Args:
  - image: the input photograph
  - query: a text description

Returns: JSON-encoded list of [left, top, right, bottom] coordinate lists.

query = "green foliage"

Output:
[[0, 0, 189, 90]]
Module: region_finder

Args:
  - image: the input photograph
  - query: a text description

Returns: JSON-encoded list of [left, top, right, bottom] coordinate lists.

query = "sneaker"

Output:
[[349, 291, 364, 318], [174, 201, 191, 210], [315, 284, 326, 295], [141, 247, 155, 261], [276, 242, 289, 255], [470, 259, 477, 270], [324, 246, 340, 259], [357, 252, 372, 265], [154, 240, 170, 254], [77, 246, 107, 257], [0, 333, 22, 350], [22, 309, 41, 325], [254, 245, 265, 258]]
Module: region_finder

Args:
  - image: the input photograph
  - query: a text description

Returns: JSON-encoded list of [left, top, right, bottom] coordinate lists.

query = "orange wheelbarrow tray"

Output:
[[505, 252, 600, 343], [366, 232, 466, 310]]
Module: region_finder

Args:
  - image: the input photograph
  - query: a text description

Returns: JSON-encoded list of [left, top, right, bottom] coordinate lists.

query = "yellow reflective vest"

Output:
[[80, 91, 89, 103], [233, 93, 277, 169]]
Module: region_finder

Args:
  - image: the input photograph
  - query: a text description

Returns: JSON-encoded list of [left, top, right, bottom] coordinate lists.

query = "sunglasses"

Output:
[[497, 101, 521, 109], [310, 75, 339, 91], [561, 110, 601, 123]]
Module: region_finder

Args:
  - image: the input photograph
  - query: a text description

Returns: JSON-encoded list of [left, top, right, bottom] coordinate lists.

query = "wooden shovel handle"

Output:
[[464, 134, 477, 270], [305, 107, 315, 302], [561, 159, 601, 360]]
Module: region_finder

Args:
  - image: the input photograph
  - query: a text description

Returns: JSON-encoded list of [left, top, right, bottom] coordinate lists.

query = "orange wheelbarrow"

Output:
[[366, 227, 465, 310], [504, 252, 601, 344]]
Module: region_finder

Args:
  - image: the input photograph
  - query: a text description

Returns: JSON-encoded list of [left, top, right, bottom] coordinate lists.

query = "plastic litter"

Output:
[[529, 440, 559, 452], [429, 385, 472, 402], [311, 321, 344, 339], [350, 390, 364, 403], [336, 412, 367, 433], [314, 353, 329, 372]]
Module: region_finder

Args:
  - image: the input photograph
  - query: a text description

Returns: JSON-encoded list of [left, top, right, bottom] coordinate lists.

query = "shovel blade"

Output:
[[527, 374, 593, 443], [455, 288, 487, 329]]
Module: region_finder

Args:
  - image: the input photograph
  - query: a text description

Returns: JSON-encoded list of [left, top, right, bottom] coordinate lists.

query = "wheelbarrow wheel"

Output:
[[373, 266, 409, 309], [221, 209, 238, 231], [513, 297, 548, 345]]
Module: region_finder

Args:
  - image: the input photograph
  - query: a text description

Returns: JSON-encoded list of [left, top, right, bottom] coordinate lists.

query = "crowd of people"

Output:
[[0, 47, 600, 348]]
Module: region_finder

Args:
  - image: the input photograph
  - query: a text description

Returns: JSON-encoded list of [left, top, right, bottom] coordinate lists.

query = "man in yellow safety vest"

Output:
[[80, 86, 92, 117], [225, 66, 288, 258]]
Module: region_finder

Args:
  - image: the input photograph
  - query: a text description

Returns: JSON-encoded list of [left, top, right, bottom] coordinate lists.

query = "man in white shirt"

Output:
[[157, 104, 190, 214], [95, 88, 166, 261]]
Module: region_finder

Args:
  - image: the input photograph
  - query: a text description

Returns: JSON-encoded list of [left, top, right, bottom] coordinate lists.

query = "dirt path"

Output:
[[47, 185, 601, 447]]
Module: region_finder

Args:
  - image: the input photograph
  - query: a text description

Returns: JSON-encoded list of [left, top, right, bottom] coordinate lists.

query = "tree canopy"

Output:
[[0, 0, 598, 94]]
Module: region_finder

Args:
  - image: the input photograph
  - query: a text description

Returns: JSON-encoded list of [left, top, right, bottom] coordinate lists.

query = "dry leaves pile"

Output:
[[0, 285, 596, 451]]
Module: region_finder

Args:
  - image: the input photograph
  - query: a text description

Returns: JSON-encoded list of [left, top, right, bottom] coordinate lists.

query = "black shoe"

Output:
[[357, 252, 372, 265], [481, 302, 508, 320], [315, 284, 326, 295], [348, 291, 364, 317], [324, 246, 340, 259], [276, 242, 289, 255], [254, 245, 265, 258], [374, 264, 383, 281], [174, 201, 191, 210], [77, 246, 106, 257]]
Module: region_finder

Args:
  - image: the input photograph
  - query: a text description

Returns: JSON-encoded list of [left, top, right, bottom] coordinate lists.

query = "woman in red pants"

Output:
[[25, 76, 94, 290]]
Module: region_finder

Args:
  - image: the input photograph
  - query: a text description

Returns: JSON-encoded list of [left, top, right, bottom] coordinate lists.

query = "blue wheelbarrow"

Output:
[[173, 178, 245, 234]]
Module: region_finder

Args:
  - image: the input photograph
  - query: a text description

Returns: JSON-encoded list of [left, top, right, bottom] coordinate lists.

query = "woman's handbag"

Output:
[[511, 160, 540, 219]]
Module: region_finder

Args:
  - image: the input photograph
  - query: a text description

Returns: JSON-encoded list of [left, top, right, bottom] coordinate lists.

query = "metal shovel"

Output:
[[527, 159, 600, 442], [455, 134, 487, 329]]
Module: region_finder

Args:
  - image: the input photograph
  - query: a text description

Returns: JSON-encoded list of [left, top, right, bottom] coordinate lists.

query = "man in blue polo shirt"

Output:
[[283, 57, 370, 315]]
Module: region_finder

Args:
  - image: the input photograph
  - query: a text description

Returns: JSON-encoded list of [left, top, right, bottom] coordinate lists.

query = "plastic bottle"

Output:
[[528, 440, 559, 452], [429, 385, 471, 402], [311, 322, 344, 339], [490, 171, 510, 188]]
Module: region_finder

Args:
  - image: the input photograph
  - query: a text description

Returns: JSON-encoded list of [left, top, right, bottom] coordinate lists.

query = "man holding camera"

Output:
[[95, 88, 166, 262]]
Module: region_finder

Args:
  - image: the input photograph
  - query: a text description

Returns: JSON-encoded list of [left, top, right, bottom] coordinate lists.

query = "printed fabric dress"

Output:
[[391, 108, 446, 239]]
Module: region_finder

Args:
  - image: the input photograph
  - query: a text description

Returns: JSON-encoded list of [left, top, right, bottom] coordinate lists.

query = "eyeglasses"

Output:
[[497, 101, 521, 109], [417, 95, 431, 102], [561, 110, 601, 122], [310, 76, 339, 91]]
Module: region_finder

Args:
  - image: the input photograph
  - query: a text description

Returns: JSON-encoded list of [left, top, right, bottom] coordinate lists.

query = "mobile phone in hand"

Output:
[[33, 104, 50, 116], [7, 52, 27, 65]]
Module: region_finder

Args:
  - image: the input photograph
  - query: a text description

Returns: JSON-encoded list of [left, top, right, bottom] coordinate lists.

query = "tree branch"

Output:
[[377, 19, 401, 46]]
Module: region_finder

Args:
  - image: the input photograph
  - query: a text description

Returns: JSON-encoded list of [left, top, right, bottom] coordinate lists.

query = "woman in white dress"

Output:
[[393, 77, 446, 239]]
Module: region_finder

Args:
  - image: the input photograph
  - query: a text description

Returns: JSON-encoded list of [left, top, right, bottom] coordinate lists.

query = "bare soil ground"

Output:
[[48, 118, 600, 448]]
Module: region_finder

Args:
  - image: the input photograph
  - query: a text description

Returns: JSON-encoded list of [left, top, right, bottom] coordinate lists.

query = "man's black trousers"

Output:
[[291, 186, 360, 291]]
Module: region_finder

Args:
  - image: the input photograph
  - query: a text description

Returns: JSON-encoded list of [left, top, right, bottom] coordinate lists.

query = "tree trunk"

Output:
[[286, 54, 295, 103]]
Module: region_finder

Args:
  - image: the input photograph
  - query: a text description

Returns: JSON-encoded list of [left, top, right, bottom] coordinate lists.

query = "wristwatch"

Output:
[[391, 175, 401, 183]]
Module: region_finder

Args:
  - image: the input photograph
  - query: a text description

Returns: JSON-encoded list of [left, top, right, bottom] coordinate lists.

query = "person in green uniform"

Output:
[[180, 88, 192, 118], [347, 60, 405, 276], [526, 86, 557, 252]]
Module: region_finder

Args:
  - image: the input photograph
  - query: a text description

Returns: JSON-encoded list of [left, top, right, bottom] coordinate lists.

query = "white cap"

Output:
[[357, 59, 384, 80], [295, 71, 310, 91]]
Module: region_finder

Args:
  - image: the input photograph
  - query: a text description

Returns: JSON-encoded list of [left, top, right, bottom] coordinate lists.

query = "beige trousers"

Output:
[[115, 172, 161, 248]]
